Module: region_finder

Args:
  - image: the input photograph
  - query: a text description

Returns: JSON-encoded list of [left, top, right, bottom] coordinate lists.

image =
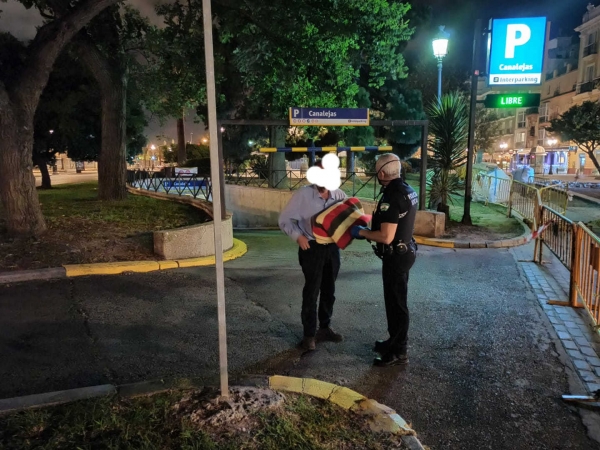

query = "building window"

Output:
[[539, 103, 549, 123], [538, 128, 546, 146], [517, 111, 526, 128], [516, 131, 526, 146], [586, 65, 595, 82]]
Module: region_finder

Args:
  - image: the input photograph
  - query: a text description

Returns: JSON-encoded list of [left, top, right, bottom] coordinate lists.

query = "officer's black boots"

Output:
[[373, 352, 409, 367]]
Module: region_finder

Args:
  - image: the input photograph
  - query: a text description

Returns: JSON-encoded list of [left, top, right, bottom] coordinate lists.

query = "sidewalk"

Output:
[[511, 242, 600, 394]]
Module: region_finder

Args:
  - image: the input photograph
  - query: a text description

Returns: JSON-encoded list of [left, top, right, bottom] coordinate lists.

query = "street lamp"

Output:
[[432, 26, 449, 104], [499, 142, 508, 150]]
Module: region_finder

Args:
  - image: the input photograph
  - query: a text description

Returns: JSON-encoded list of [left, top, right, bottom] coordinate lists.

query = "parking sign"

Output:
[[488, 17, 547, 86]]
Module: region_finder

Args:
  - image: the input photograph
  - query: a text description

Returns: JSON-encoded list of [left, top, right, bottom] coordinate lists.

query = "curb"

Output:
[[268, 375, 425, 449], [0, 238, 247, 284], [415, 216, 531, 249], [0, 375, 425, 449]]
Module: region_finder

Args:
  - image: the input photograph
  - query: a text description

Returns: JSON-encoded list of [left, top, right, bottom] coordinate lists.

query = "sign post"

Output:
[[202, 0, 229, 399], [488, 17, 546, 86], [289, 107, 369, 126]]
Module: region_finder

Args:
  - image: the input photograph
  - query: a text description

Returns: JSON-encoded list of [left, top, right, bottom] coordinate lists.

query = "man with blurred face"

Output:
[[351, 153, 418, 366], [279, 163, 347, 352]]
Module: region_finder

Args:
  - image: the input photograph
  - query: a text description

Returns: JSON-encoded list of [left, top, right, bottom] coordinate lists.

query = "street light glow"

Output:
[[547, 138, 557, 146], [432, 27, 449, 59], [499, 142, 508, 149]]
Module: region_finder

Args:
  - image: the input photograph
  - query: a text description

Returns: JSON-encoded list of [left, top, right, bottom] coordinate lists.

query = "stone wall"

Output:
[[224, 185, 445, 237], [128, 188, 233, 260]]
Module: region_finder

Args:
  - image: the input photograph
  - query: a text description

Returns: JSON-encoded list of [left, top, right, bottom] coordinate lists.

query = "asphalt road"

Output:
[[1, 231, 599, 449], [34, 171, 98, 187]]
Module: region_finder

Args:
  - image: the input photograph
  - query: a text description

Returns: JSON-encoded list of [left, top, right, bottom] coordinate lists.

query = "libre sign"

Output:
[[488, 17, 546, 86], [289, 107, 369, 126], [484, 93, 541, 108]]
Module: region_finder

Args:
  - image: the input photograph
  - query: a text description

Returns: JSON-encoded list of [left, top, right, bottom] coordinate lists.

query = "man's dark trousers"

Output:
[[382, 250, 416, 355], [298, 241, 340, 337]]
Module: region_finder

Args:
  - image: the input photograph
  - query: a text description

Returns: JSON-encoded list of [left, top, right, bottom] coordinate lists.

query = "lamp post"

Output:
[[432, 26, 449, 105], [547, 138, 557, 175]]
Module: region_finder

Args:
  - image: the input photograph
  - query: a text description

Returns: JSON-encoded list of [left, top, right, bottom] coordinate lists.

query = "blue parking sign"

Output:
[[488, 17, 547, 86]]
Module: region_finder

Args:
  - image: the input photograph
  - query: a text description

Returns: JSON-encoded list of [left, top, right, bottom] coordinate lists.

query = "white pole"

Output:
[[202, 0, 229, 399]]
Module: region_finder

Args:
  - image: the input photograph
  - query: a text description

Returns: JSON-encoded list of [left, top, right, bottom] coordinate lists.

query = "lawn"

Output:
[[0, 183, 210, 271], [0, 390, 407, 449]]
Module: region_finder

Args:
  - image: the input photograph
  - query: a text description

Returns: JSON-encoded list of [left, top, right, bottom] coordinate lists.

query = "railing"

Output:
[[126, 170, 212, 200], [224, 168, 383, 199], [473, 174, 512, 206], [539, 185, 569, 215], [540, 206, 575, 270], [508, 180, 542, 228], [577, 81, 595, 94], [571, 224, 600, 327]]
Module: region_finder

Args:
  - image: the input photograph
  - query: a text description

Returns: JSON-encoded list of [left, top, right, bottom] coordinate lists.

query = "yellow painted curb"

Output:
[[64, 261, 160, 277], [158, 260, 179, 270], [176, 238, 247, 268], [268, 376, 416, 437], [63, 238, 247, 277], [415, 236, 455, 248]]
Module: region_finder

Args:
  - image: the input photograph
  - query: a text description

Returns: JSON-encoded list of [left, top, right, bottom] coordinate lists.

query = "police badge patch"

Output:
[[380, 203, 390, 212]]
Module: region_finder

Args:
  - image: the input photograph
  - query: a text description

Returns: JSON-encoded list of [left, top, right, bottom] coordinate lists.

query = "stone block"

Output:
[[414, 210, 446, 238], [154, 215, 234, 260], [574, 359, 592, 371]]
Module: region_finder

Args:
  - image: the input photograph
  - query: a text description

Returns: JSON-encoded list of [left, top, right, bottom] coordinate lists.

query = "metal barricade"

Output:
[[473, 174, 512, 206], [539, 185, 569, 215], [540, 206, 574, 270], [508, 180, 541, 228], [126, 170, 212, 200], [571, 224, 600, 327]]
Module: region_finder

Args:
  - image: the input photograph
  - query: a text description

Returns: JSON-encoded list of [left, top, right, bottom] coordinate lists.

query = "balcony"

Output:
[[584, 43, 598, 57], [517, 121, 526, 129], [539, 115, 549, 124], [526, 107, 539, 115], [577, 80, 596, 94]]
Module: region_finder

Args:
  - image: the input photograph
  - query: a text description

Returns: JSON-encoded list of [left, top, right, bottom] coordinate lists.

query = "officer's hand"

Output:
[[297, 235, 311, 250], [351, 226, 368, 240]]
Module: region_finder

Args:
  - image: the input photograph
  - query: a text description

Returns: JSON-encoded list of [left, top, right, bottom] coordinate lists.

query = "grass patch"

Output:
[[0, 182, 210, 271], [0, 390, 406, 450]]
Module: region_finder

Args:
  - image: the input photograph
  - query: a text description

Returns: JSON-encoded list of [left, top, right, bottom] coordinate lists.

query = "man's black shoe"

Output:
[[373, 352, 408, 367], [373, 339, 390, 354]]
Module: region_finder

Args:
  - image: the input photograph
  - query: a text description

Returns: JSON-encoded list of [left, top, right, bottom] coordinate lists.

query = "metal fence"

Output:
[[571, 224, 600, 328], [508, 180, 542, 228], [540, 206, 575, 270], [472, 174, 512, 206], [224, 168, 383, 199], [126, 170, 212, 200]]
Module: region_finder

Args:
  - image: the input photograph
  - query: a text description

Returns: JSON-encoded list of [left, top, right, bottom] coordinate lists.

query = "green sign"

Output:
[[484, 93, 540, 108]]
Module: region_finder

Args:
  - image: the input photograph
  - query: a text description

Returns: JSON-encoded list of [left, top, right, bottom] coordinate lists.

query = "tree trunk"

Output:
[[34, 155, 52, 189], [588, 150, 600, 175], [0, 105, 47, 235], [0, 0, 120, 237], [74, 37, 127, 201], [177, 115, 186, 165]]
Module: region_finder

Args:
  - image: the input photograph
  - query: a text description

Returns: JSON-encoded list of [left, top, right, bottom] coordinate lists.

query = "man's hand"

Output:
[[351, 226, 369, 240], [297, 235, 311, 250]]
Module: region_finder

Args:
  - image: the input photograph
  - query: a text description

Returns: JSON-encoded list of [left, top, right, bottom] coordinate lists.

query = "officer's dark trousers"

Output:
[[382, 250, 416, 355], [298, 241, 340, 337]]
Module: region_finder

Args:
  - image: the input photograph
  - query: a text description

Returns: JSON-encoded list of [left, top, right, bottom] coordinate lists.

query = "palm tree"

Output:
[[426, 91, 469, 224]]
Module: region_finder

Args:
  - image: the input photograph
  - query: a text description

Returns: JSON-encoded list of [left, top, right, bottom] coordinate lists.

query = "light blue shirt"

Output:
[[279, 185, 347, 242]]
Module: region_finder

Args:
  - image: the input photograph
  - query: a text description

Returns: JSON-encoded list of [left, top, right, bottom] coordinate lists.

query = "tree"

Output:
[[474, 107, 501, 158], [0, 0, 119, 236], [549, 101, 600, 174], [426, 91, 469, 223], [152, 0, 415, 185]]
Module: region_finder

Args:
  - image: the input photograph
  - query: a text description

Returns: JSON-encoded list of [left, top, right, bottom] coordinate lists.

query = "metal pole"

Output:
[[419, 123, 428, 210], [202, 0, 229, 399], [437, 59, 443, 105], [217, 120, 226, 219], [462, 19, 482, 226]]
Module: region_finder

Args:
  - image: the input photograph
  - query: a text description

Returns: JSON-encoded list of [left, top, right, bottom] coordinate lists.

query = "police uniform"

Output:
[[371, 177, 418, 357]]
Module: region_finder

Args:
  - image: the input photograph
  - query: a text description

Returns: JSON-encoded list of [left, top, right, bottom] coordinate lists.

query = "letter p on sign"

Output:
[[505, 24, 531, 58], [293, 108, 300, 117]]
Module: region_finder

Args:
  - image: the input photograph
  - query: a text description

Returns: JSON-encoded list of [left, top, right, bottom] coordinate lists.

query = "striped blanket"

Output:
[[312, 198, 371, 249]]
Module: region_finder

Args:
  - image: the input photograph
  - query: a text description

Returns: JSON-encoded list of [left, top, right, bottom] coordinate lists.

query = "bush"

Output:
[[407, 158, 421, 173], [182, 158, 211, 175], [401, 160, 412, 176], [248, 154, 269, 179]]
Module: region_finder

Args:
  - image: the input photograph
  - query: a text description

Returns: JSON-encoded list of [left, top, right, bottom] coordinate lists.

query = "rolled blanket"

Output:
[[312, 198, 371, 249]]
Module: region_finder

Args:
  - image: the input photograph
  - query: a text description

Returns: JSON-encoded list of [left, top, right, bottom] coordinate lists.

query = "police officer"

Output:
[[351, 153, 418, 366]]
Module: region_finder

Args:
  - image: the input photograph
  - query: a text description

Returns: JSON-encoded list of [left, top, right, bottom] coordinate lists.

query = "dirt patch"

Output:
[[442, 220, 526, 242]]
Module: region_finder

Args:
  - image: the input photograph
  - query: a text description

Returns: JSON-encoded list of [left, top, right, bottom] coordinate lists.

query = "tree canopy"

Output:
[[549, 101, 600, 173]]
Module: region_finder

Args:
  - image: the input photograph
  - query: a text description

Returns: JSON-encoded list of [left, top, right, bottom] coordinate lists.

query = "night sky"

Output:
[[0, 0, 596, 139]]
